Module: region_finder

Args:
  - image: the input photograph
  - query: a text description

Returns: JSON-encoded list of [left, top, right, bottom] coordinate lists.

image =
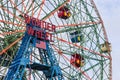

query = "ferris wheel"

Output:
[[0, 0, 112, 80]]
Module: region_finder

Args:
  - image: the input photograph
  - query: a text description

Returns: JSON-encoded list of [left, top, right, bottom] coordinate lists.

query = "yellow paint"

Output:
[[76, 59, 80, 64], [64, 12, 67, 16], [67, 12, 71, 17], [77, 36, 81, 41], [80, 61, 84, 67]]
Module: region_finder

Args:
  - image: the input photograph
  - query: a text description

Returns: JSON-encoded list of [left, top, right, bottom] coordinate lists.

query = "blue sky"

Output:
[[94, 0, 120, 80]]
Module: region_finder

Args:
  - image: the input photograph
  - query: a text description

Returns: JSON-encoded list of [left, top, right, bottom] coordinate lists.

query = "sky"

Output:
[[94, 0, 120, 80]]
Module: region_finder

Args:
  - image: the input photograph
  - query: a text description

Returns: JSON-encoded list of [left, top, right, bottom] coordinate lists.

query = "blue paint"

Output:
[[5, 21, 64, 80]]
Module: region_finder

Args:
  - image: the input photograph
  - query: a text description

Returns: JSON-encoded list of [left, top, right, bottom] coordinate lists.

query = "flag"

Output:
[[36, 40, 46, 49]]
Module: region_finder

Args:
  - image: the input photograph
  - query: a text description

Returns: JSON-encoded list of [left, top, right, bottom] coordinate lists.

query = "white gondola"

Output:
[[100, 42, 112, 53]]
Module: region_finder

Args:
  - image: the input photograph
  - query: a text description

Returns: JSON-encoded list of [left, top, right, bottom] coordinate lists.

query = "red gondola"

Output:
[[58, 6, 71, 19], [70, 53, 84, 67]]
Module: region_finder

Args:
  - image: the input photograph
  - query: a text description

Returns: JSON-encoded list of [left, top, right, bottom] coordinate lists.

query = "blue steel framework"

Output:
[[4, 20, 64, 80]]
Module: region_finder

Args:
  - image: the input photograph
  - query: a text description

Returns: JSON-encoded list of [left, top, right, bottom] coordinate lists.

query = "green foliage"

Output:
[[2, 33, 23, 56]]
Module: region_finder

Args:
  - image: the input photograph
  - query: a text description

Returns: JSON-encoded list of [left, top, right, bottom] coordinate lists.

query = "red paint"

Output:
[[58, 6, 71, 19], [24, 15, 31, 24], [27, 26, 52, 41], [36, 41, 46, 49], [27, 27, 34, 35], [24, 14, 56, 32], [24, 15, 55, 41], [70, 53, 84, 67]]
